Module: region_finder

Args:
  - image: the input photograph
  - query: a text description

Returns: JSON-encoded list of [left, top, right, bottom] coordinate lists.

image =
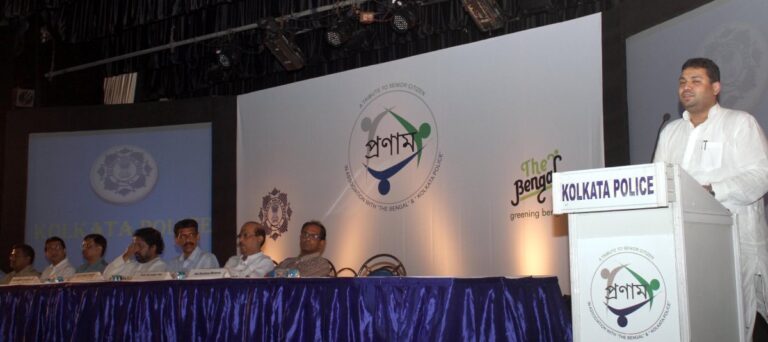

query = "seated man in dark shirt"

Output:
[[275, 220, 332, 277], [0, 244, 41, 284], [76, 234, 108, 273]]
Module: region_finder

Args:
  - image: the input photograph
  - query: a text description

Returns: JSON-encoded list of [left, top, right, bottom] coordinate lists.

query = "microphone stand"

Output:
[[650, 113, 672, 162]]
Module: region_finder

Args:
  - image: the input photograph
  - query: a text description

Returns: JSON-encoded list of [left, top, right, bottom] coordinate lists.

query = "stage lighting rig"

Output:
[[390, 1, 418, 33], [461, 0, 504, 32], [261, 18, 305, 71], [326, 19, 354, 47]]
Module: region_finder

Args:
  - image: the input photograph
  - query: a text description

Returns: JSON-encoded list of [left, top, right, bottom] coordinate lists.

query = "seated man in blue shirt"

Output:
[[167, 218, 219, 273], [76, 233, 108, 273]]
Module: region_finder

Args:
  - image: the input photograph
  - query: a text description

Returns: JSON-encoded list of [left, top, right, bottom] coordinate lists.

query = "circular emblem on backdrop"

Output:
[[258, 188, 292, 241], [90, 145, 158, 204], [347, 85, 441, 210], [589, 249, 670, 339], [699, 24, 768, 111]]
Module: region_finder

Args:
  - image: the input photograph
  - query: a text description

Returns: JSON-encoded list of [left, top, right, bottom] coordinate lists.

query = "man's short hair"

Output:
[[45, 236, 66, 250], [682, 57, 720, 83], [301, 220, 326, 241], [243, 221, 267, 247], [84, 233, 107, 256], [133, 227, 164, 255], [173, 218, 199, 236], [12, 243, 35, 264]]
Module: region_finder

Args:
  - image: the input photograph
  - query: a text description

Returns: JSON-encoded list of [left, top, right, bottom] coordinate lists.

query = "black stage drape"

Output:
[[2, 0, 611, 102]]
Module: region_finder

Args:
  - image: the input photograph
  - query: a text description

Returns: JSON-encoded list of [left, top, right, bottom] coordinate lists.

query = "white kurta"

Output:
[[224, 252, 274, 278], [654, 104, 768, 334], [103, 255, 168, 278], [40, 257, 76, 280]]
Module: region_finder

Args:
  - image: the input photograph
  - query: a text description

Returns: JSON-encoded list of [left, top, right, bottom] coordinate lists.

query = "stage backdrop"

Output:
[[26, 123, 212, 271], [238, 14, 604, 292]]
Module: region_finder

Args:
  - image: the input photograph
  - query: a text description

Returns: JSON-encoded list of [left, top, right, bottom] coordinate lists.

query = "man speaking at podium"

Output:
[[654, 57, 768, 338]]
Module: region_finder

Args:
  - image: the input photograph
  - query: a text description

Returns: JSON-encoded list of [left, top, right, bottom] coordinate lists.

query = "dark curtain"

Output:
[[1, 0, 611, 101]]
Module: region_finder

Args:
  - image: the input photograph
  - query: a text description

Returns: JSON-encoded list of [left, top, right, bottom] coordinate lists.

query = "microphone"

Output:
[[650, 113, 672, 162]]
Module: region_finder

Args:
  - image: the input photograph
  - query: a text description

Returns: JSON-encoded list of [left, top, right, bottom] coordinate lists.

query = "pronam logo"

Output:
[[589, 248, 671, 339], [90, 145, 158, 204], [346, 84, 441, 211]]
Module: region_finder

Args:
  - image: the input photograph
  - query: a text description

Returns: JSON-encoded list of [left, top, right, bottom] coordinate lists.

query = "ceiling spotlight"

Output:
[[40, 26, 52, 43], [462, 0, 504, 32], [263, 33, 305, 71], [359, 11, 375, 24], [326, 20, 353, 47], [390, 6, 417, 33], [215, 48, 231, 68], [260, 17, 305, 71]]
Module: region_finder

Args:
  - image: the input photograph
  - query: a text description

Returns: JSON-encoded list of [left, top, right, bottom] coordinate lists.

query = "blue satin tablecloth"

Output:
[[0, 276, 571, 341]]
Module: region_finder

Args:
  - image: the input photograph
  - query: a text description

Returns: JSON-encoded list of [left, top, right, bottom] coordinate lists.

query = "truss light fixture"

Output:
[[215, 48, 231, 68], [390, 4, 417, 33], [261, 18, 305, 71], [359, 11, 375, 24], [462, 0, 504, 32], [326, 19, 353, 47]]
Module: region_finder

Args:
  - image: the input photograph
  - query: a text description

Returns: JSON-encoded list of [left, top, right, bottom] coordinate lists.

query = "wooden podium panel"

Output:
[[554, 163, 743, 342]]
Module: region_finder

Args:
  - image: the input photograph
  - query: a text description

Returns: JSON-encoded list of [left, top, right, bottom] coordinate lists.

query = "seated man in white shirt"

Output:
[[40, 236, 76, 281], [103, 227, 168, 278], [167, 218, 219, 273], [224, 221, 274, 278]]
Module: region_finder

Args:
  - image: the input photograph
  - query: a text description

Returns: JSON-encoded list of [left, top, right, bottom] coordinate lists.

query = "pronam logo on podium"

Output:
[[346, 83, 442, 212], [589, 246, 671, 339]]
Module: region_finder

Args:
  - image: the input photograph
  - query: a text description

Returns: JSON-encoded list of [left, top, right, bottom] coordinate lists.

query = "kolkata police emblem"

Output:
[[700, 23, 768, 111], [90, 145, 158, 204], [259, 188, 292, 241]]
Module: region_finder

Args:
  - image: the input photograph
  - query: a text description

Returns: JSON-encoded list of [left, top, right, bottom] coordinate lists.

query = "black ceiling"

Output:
[[2, 0, 611, 105]]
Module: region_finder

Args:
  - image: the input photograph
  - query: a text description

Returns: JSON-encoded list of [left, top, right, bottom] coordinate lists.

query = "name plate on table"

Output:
[[131, 272, 174, 281], [553, 163, 673, 214], [186, 268, 231, 280], [68, 272, 104, 283], [8, 276, 42, 285]]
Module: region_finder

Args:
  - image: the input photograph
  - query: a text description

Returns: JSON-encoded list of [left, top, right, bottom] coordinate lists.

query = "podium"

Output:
[[553, 163, 743, 342]]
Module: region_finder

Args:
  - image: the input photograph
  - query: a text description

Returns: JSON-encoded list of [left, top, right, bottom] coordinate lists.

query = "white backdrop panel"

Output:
[[238, 14, 604, 292]]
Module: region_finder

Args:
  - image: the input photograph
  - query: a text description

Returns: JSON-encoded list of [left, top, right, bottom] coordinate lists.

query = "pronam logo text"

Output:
[[589, 247, 671, 339], [346, 84, 441, 212]]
